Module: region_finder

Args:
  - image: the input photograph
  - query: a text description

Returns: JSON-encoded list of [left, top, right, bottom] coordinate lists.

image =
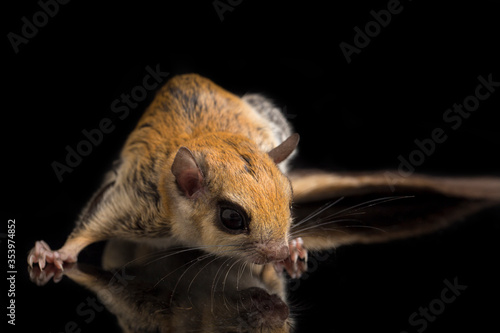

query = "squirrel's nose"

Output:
[[265, 242, 289, 262]]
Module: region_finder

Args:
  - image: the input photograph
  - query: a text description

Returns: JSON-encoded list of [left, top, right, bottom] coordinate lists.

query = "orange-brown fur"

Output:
[[28, 74, 297, 269]]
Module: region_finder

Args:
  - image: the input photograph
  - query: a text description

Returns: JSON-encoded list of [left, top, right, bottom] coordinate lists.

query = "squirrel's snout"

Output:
[[253, 242, 289, 264]]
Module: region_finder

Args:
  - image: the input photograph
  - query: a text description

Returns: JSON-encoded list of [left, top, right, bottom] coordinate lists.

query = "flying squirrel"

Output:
[[28, 74, 307, 277], [28, 73, 500, 279]]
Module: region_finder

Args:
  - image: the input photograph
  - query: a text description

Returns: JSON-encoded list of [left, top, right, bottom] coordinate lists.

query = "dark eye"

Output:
[[220, 208, 245, 230]]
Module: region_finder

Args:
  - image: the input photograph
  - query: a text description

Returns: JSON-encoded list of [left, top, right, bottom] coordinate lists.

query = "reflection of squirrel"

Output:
[[28, 74, 306, 276], [30, 240, 293, 332]]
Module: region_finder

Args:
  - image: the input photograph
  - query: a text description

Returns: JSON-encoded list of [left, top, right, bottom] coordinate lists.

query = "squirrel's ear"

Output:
[[171, 147, 204, 199], [268, 133, 300, 164]]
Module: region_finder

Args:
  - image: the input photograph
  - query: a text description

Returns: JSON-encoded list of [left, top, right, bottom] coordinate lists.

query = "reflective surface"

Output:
[[23, 189, 500, 332], [30, 241, 291, 332]]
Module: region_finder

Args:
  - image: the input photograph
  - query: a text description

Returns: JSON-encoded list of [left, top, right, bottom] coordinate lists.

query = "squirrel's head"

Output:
[[165, 133, 299, 264]]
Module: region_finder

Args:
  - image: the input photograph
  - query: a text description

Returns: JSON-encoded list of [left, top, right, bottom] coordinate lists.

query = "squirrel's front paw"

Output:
[[27, 240, 76, 271], [28, 264, 65, 286], [273, 237, 308, 279]]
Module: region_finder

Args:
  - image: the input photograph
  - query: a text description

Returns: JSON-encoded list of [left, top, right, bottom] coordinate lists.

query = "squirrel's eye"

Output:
[[220, 208, 245, 230]]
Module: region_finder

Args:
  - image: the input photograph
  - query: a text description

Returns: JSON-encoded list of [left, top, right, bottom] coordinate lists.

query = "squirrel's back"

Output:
[[122, 74, 295, 171]]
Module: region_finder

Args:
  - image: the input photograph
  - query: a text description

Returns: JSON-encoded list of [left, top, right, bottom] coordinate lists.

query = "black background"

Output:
[[3, 0, 500, 332]]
